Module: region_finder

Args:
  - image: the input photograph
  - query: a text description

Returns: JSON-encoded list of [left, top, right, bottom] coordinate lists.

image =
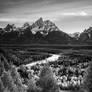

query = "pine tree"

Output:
[[27, 78, 42, 92], [10, 66, 26, 92], [82, 61, 92, 92], [27, 79, 37, 92], [1, 71, 17, 92], [38, 65, 59, 92], [0, 77, 4, 92]]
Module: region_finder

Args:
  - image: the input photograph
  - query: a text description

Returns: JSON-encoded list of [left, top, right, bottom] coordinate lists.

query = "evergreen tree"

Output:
[[27, 78, 42, 92], [1, 71, 17, 92], [38, 65, 59, 92], [27, 79, 37, 92], [82, 62, 92, 92], [10, 66, 26, 92], [0, 77, 4, 92]]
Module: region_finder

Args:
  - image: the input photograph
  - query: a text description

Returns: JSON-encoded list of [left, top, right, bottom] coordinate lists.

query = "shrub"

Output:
[[0, 77, 4, 92], [27, 79, 36, 92], [27, 78, 42, 92], [1, 71, 17, 92], [38, 65, 59, 92], [10, 66, 26, 92], [82, 61, 92, 92]]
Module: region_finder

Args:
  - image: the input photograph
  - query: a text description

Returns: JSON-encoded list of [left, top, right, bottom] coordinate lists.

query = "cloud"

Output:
[[0, 0, 92, 33], [0, 18, 34, 23], [61, 11, 88, 16], [0, 11, 89, 24]]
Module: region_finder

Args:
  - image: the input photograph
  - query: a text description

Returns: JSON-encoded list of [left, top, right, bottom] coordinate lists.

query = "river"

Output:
[[26, 54, 61, 68]]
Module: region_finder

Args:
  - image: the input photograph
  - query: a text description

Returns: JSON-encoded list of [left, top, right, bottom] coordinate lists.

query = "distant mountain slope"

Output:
[[0, 18, 72, 44], [69, 32, 80, 40], [31, 17, 59, 34], [45, 31, 71, 44], [1, 18, 92, 45], [79, 27, 92, 44]]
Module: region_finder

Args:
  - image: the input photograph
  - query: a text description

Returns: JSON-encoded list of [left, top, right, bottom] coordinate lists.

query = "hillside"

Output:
[[0, 18, 74, 44], [0, 18, 92, 45], [78, 27, 92, 44]]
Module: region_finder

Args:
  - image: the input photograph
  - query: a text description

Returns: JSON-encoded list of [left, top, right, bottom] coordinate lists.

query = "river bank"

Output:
[[26, 54, 61, 68]]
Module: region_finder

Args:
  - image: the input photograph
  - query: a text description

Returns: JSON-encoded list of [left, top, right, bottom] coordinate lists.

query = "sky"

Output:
[[0, 0, 92, 33]]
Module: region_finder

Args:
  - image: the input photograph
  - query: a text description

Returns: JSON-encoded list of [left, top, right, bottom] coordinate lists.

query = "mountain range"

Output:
[[0, 17, 92, 44]]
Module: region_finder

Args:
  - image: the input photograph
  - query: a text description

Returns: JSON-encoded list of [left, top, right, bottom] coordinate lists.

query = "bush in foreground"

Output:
[[38, 65, 59, 92], [82, 61, 92, 92]]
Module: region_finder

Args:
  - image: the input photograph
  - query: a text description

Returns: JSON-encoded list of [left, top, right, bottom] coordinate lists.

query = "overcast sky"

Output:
[[0, 0, 92, 33]]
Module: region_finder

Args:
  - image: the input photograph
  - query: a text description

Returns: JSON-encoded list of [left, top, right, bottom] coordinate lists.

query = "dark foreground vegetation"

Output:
[[1, 44, 92, 50], [0, 47, 92, 92]]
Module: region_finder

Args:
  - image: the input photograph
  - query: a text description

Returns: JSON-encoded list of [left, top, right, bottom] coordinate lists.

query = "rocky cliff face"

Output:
[[0, 18, 71, 44], [79, 27, 92, 44], [0, 18, 92, 44], [31, 17, 59, 35]]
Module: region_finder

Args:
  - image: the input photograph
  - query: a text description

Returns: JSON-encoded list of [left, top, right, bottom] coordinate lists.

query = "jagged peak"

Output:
[[44, 20, 55, 25], [35, 17, 44, 24], [32, 17, 44, 28], [37, 17, 43, 22], [32, 17, 58, 27], [84, 27, 92, 33]]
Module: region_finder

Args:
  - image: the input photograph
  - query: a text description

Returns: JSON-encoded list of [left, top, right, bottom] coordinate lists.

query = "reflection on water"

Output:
[[26, 54, 60, 68]]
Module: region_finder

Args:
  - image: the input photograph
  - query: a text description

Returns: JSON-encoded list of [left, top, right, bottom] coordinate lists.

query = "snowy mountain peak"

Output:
[[44, 20, 59, 32], [69, 32, 80, 40], [31, 18, 60, 34], [32, 17, 44, 28], [84, 27, 92, 33], [44, 20, 55, 25]]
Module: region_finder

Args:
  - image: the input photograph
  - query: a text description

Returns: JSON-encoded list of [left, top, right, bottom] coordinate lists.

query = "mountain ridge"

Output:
[[0, 17, 92, 44]]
